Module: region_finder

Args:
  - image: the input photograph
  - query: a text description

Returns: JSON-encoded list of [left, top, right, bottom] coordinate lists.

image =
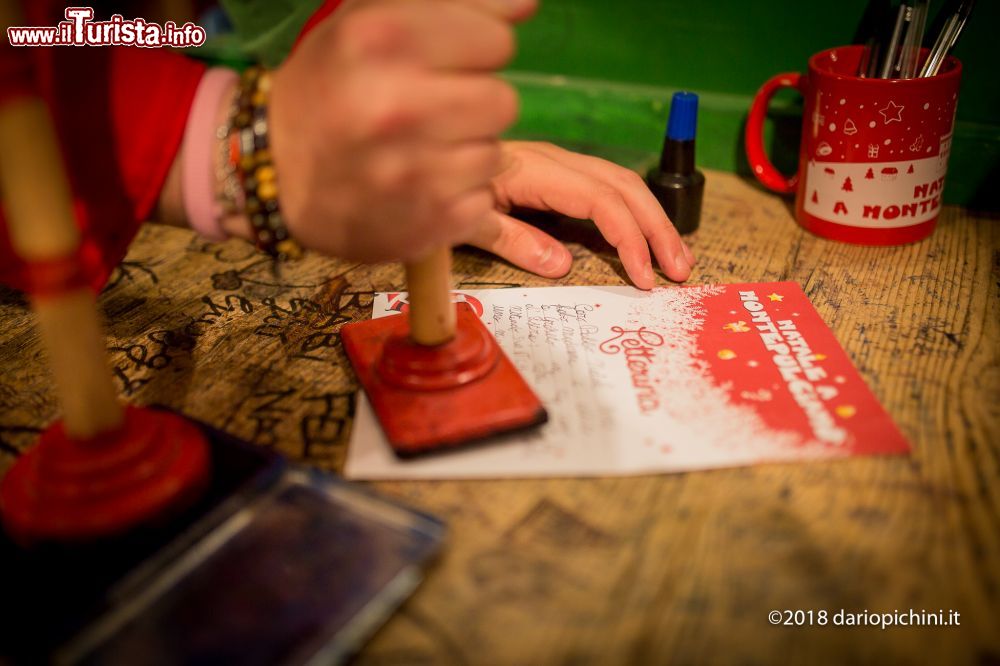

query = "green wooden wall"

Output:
[[505, 0, 999, 210]]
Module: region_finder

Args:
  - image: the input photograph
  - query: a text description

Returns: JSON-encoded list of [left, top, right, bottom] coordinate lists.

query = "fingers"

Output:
[[589, 193, 658, 289], [398, 186, 497, 261], [363, 140, 500, 194], [492, 148, 657, 289], [467, 211, 573, 277], [340, 0, 516, 71], [441, 188, 497, 244], [519, 142, 695, 281], [426, 141, 504, 200], [363, 74, 517, 142], [423, 75, 518, 140]]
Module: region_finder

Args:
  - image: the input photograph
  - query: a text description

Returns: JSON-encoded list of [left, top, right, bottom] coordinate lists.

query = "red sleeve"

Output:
[[0, 31, 205, 291], [0, 0, 342, 292]]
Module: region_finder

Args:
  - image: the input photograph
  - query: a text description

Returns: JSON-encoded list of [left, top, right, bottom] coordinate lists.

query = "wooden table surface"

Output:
[[1, 168, 997, 664]]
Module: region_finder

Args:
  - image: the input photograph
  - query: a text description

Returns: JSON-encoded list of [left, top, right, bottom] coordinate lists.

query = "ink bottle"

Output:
[[646, 91, 705, 235]]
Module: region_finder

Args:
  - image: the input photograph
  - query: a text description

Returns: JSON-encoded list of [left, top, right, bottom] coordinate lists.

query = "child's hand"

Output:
[[269, 0, 534, 264], [467, 142, 696, 289], [221, 0, 695, 290]]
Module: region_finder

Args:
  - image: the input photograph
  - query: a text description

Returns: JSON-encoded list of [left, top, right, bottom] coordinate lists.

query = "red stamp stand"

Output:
[[340, 248, 547, 457], [1, 406, 210, 543], [342, 303, 547, 456]]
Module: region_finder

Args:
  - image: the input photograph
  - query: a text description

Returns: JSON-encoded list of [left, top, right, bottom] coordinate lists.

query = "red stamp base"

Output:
[[341, 304, 547, 457], [0, 406, 210, 544]]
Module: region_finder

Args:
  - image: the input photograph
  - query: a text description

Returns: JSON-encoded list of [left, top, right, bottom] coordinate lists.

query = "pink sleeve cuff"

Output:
[[181, 67, 238, 242]]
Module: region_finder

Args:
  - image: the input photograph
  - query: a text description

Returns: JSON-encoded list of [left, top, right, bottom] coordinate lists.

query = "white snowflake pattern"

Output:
[[816, 386, 839, 401], [627, 287, 818, 456]]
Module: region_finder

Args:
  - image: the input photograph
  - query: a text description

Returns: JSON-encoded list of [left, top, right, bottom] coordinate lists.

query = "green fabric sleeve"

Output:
[[219, 0, 327, 67]]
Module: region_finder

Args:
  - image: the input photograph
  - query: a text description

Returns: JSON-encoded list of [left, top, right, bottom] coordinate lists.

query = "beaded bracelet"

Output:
[[214, 91, 243, 222], [231, 66, 302, 261]]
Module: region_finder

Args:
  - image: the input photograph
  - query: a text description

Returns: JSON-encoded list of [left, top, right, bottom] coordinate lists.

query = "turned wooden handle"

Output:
[[0, 96, 124, 439], [404, 247, 456, 346]]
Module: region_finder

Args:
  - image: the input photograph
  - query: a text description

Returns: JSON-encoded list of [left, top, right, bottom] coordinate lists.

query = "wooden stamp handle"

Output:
[[404, 247, 456, 346], [0, 97, 124, 439]]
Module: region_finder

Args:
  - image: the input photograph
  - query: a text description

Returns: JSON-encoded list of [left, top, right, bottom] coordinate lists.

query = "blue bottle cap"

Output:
[[666, 91, 699, 141]]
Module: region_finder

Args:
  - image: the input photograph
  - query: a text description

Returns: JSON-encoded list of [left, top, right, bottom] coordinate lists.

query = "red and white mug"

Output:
[[746, 45, 961, 245]]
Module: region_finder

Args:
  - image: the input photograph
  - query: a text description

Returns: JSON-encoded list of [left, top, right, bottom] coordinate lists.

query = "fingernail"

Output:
[[538, 245, 553, 268], [682, 242, 696, 266], [644, 263, 655, 285], [675, 253, 690, 275]]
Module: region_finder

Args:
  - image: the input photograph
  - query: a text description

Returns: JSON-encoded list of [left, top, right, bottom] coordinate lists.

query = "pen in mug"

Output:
[[855, 0, 893, 78], [921, 0, 976, 77], [879, 1, 913, 79], [899, 0, 928, 78], [857, 38, 881, 78]]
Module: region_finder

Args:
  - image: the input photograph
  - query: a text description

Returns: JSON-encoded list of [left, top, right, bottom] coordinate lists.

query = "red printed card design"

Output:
[[692, 283, 907, 456], [346, 283, 910, 479]]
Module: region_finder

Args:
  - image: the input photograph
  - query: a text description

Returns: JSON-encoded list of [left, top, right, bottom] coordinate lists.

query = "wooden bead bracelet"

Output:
[[231, 66, 302, 261]]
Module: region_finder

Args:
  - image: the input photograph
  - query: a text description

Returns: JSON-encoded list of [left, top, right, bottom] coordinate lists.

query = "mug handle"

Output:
[[745, 72, 803, 194]]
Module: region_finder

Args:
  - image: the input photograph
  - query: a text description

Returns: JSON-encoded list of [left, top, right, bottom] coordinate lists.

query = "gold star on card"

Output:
[[767, 293, 783, 302], [835, 405, 857, 419], [723, 321, 750, 333]]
